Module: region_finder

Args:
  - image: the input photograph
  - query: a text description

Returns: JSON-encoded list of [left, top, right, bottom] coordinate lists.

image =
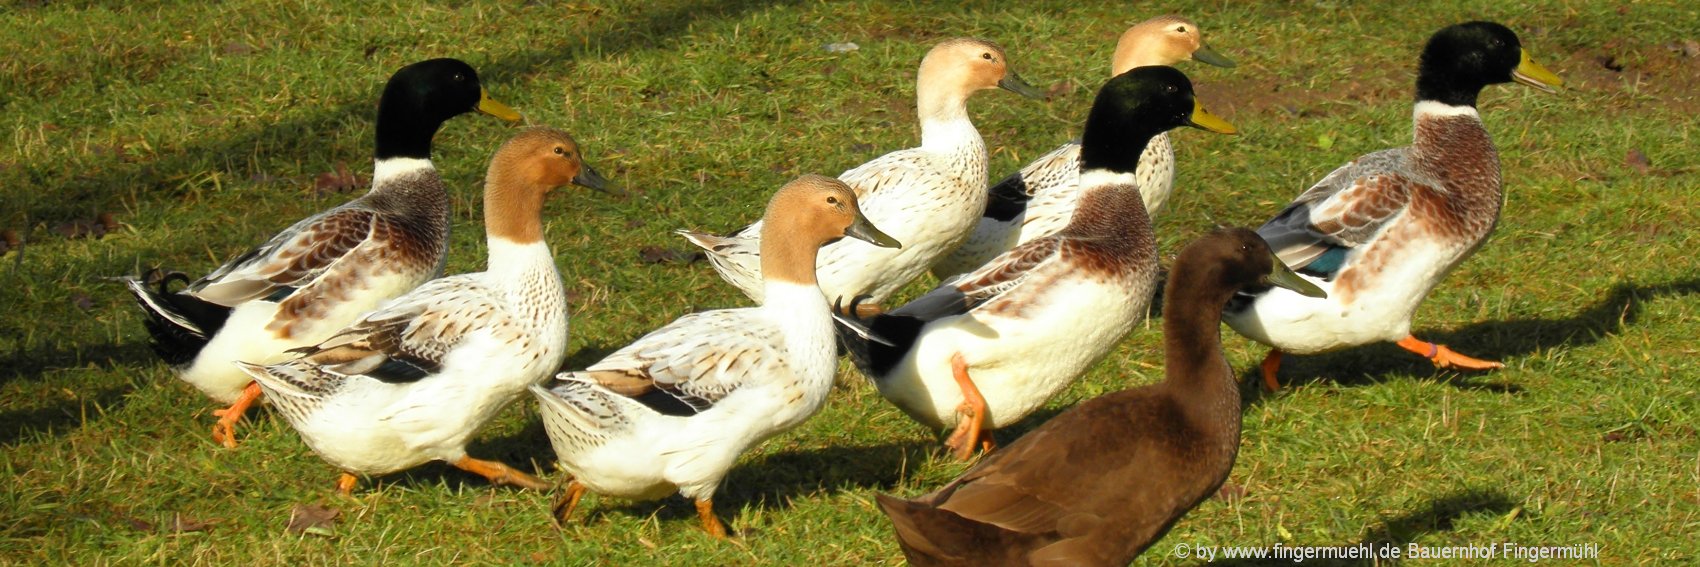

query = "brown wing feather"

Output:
[[190, 207, 379, 305]]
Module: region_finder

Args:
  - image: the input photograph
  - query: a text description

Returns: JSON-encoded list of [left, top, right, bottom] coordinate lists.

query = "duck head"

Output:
[[374, 58, 522, 160], [1112, 15, 1235, 74], [1176, 228, 1325, 300], [1079, 65, 1235, 173], [483, 127, 607, 243], [918, 38, 1045, 107], [1416, 22, 1563, 107]]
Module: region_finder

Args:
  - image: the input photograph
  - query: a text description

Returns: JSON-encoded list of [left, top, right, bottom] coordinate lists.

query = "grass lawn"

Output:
[[3, 0, 1697, 564]]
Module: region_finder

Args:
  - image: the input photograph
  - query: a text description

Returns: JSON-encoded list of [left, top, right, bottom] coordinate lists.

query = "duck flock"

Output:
[[120, 17, 1563, 566]]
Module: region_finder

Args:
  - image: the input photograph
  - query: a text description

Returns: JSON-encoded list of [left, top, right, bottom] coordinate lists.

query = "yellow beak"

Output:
[[1511, 49, 1563, 93], [1186, 99, 1236, 135], [476, 88, 523, 122]]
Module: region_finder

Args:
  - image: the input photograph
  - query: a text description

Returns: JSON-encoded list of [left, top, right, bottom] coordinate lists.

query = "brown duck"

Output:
[[876, 227, 1325, 566]]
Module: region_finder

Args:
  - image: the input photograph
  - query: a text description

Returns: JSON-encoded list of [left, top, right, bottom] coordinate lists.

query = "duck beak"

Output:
[[1511, 49, 1562, 94], [1264, 254, 1326, 298], [1185, 99, 1237, 135], [476, 89, 524, 123], [997, 71, 1047, 100], [845, 210, 901, 249], [573, 162, 622, 195], [1191, 43, 1236, 68]]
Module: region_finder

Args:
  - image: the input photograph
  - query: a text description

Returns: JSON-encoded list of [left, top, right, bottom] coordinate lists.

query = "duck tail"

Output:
[[530, 375, 645, 450], [833, 299, 924, 384], [123, 272, 232, 366], [875, 493, 980, 566]]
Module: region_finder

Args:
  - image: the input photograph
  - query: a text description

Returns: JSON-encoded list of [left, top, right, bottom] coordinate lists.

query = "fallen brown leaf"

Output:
[[167, 513, 212, 533], [1625, 148, 1652, 174], [286, 503, 340, 536], [1044, 78, 1077, 100]]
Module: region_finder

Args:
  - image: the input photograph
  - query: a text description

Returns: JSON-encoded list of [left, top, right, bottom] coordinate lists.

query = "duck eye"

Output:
[[453, 73, 466, 82], [1166, 85, 1179, 94], [1176, 26, 1187, 33], [553, 146, 566, 155], [826, 196, 840, 205], [981, 52, 993, 61]]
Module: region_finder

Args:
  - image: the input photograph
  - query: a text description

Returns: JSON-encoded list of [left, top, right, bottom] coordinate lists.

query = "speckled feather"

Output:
[[190, 169, 451, 335], [567, 309, 795, 414]]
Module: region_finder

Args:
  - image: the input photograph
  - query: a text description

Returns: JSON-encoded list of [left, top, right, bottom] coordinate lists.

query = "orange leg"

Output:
[[550, 479, 589, 528], [1259, 349, 1285, 392], [335, 472, 359, 496], [696, 499, 729, 539], [943, 353, 989, 461], [452, 456, 550, 491], [1396, 336, 1503, 371], [210, 382, 263, 448]]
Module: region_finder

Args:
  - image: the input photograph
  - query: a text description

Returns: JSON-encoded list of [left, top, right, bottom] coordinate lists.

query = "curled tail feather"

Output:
[[124, 271, 232, 366]]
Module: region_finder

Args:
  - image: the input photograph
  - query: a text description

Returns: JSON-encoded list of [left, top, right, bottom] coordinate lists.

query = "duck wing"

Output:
[[570, 309, 785, 416], [1256, 149, 1421, 275], [189, 205, 383, 305], [280, 276, 511, 385], [898, 236, 1064, 321]]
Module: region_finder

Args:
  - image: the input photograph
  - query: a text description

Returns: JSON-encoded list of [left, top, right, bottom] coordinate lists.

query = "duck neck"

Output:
[[1065, 117, 1159, 237], [1159, 262, 1238, 407], [757, 220, 826, 303], [483, 168, 548, 245], [373, 92, 446, 161], [1062, 169, 1146, 237], [1410, 101, 1501, 198], [916, 83, 981, 153]]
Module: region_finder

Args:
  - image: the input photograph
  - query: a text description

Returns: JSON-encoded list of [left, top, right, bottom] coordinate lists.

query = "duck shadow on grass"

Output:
[[1238, 278, 1700, 407], [1205, 488, 1518, 566], [563, 439, 932, 533], [16, 0, 811, 222], [0, 341, 155, 446]]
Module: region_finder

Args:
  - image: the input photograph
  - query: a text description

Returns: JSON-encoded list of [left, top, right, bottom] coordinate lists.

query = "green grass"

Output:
[[3, 0, 1698, 564]]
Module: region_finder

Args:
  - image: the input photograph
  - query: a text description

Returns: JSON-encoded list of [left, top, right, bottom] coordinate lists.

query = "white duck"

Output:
[[840, 67, 1236, 460], [933, 15, 1234, 278], [680, 38, 1042, 309], [1224, 21, 1562, 391], [237, 127, 608, 494], [124, 58, 521, 447], [532, 174, 899, 538]]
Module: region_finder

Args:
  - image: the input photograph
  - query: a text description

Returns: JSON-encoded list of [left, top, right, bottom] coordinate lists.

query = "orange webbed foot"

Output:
[[1397, 336, 1503, 371]]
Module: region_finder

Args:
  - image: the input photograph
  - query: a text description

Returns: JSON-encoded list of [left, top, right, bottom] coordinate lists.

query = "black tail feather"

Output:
[[834, 297, 927, 381], [125, 271, 232, 367]]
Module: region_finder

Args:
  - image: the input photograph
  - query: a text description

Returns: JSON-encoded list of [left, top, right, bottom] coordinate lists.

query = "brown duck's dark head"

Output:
[[1171, 228, 1325, 301]]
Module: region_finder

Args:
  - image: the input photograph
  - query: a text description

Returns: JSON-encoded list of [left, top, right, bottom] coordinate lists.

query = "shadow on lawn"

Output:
[[554, 438, 931, 533], [0, 341, 153, 446], [1208, 488, 1518, 566], [1240, 277, 1700, 405], [15, 0, 808, 223]]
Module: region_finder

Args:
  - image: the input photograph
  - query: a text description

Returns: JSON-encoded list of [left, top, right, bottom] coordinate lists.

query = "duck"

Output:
[[876, 228, 1324, 566], [123, 58, 522, 448], [1224, 21, 1563, 391], [235, 127, 609, 494], [932, 15, 1235, 278], [839, 66, 1237, 461], [531, 174, 900, 538], [679, 38, 1043, 309]]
